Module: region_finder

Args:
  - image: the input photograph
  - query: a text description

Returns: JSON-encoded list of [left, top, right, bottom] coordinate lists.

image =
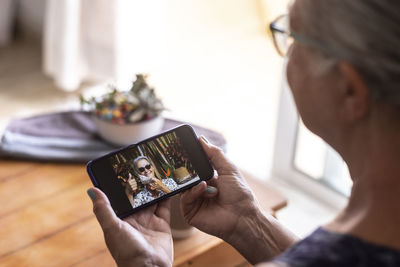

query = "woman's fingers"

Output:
[[181, 181, 207, 208], [88, 187, 119, 232], [199, 137, 237, 175], [204, 185, 218, 198], [206, 176, 218, 187], [155, 198, 172, 223], [180, 181, 218, 212]]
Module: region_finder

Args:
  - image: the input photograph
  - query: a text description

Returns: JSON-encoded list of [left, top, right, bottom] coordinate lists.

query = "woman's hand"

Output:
[[180, 137, 260, 242], [148, 183, 157, 191], [87, 188, 173, 267], [181, 137, 298, 264]]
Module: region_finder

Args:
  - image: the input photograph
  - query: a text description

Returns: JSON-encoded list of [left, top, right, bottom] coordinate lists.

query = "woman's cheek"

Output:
[[286, 59, 294, 91], [286, 46, 301, 94], [286, 55, 302, 104]]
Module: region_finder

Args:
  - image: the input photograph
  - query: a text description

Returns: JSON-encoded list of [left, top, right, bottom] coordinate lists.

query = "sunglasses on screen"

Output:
[[138, 164, 152, 173]]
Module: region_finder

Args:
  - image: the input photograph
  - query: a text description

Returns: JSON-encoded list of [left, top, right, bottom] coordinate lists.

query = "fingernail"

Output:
[[200, 135, 210, 144], [206, 186, 217, 194], [195, 181, 204, 188], [87, 188, 96, 200]]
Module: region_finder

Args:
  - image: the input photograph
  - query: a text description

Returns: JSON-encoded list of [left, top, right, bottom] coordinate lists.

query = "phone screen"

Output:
[[87, 125, 214, 217]]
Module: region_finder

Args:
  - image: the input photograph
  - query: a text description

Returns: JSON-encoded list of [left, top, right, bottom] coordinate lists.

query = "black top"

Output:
[[273, 227, 400, 267]]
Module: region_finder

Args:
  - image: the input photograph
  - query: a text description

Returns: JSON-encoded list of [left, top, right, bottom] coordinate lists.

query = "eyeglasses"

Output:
[[269, 14, 294, 57], [269, 14, 337, 57], [138, 164, 151, 173]]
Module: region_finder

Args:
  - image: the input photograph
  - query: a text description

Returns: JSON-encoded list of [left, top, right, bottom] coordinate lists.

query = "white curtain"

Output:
[[43, 0, 165, 92]]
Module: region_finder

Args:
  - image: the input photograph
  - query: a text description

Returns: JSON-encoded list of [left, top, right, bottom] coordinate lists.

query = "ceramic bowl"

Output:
[[94, 116, 164, 146]]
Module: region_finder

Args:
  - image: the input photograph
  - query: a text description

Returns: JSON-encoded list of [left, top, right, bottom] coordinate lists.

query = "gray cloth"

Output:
[[0, 111, 226, 162]]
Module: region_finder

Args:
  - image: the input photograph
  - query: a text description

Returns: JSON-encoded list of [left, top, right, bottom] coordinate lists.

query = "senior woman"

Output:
[[86, 0, 400, 266], [130, 156, 178, 208]]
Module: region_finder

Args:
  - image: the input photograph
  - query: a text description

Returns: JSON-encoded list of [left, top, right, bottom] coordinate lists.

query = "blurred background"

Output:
[[0, 0, 285, 178], [0, 0, 348, 237]]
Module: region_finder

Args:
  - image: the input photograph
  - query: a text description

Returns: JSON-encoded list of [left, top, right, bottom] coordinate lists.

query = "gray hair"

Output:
[[133, 156, 151, 174], [296, 0, 400, 107]]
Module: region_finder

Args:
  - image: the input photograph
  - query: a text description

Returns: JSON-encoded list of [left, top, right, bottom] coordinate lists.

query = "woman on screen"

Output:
[[131, 156, 178, 208]]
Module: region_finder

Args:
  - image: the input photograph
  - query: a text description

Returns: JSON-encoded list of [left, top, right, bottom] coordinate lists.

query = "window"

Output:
[[294, 121, 352, 196], [271, 73, 349, 208]]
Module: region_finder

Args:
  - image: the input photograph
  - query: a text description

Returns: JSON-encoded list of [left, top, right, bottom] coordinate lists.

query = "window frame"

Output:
[[271, 71, 348, 210]]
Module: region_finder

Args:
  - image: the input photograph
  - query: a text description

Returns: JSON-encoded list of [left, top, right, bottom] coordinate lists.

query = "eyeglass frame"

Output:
[[269, 14, 340, 57]]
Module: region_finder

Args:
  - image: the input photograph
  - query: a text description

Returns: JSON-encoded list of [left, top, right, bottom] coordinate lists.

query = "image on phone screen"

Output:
[[109, 130, 200, 209]]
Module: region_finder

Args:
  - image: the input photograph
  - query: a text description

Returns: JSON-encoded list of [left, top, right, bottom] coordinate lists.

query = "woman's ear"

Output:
[[339, 62, 371, 122]]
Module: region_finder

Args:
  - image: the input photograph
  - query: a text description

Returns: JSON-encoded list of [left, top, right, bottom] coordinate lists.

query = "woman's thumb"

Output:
[[87, 187, 119, 232]]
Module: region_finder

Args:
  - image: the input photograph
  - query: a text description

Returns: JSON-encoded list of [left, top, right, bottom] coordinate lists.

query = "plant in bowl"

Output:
[[80, 74, 165, 146]]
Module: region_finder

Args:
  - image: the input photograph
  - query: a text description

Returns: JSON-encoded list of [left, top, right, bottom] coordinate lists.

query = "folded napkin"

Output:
[[0, 111, 226, 162]]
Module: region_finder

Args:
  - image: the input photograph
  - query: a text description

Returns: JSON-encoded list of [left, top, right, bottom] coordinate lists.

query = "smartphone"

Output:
[[87, 124, 214, 218]]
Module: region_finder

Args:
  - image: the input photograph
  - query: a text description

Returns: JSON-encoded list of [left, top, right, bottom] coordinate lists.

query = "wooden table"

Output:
[[0, 160, 286, 267]]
